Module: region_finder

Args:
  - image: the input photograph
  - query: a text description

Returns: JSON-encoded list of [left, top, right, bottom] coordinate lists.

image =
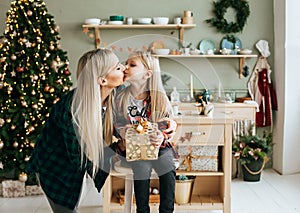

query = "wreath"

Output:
[[206, 0, 250, 34]]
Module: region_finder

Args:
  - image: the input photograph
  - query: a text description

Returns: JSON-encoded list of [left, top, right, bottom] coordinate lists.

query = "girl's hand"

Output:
[[149, 129, 164, 147]]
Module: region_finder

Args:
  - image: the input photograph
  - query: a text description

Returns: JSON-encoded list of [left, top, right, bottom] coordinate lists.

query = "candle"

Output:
[[218, 82, 221, 98], [190, 75, 194, 99]]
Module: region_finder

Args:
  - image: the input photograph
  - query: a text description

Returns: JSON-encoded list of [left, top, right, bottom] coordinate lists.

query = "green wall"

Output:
[[0, 0, 274, 98]]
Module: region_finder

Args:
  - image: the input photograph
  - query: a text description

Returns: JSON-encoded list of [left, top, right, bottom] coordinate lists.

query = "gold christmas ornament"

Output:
[[7, 86, 13, 92], [11, 125, 16, 130], [49, 44, 55, 50], [27, 10, 33, 16], [6, 118, 11, 123], [30, 142, 35, 148], [25, 156, 30, 161], [0, 118, 5, 126], [31, 90, 36, 95], [10, 54, 17, 60], [32, 104, 38, 109], [18, 172, 28, 182], [13, 141, 18, 148], [0, 140, 4, 149], [49, 87, 55, 93]]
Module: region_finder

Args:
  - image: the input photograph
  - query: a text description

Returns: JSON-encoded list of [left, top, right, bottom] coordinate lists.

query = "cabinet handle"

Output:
[[192, 131, 206, 136]]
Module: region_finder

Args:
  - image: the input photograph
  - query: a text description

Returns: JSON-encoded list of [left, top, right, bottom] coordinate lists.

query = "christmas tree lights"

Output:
[[0, 0, 73, 184]]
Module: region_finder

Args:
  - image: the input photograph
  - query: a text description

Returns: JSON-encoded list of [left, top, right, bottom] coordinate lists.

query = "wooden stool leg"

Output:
[[124, 174, 133, 213]]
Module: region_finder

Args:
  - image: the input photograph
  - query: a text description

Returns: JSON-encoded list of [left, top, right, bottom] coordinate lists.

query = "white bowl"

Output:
[[137, 18, 152, 24], [153, 17, 169, 25], [154, 48, 170, 55], [238, 49, 253, 55], [85, 18, 101, 25]]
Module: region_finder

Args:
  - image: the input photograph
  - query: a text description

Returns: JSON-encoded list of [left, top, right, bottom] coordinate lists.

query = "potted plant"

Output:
[[232, 130, 273, 182], [175, 174, 195, 204]]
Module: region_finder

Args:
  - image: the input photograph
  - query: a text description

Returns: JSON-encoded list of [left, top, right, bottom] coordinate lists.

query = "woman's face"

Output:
[[105, 62, 126, 88], [124, 56, 149, 83]]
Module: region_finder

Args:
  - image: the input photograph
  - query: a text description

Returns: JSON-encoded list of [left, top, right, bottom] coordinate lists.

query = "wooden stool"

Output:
[[113, 160, 158, 213]]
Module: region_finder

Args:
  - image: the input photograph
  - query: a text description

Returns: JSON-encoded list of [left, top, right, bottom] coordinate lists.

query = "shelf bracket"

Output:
[[94, 28, 101, 48], [179, 27, 185, 46], [239, 57, 246, 78]]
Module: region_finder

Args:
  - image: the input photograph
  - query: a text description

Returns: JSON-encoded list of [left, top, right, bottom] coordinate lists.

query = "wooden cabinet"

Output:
[[102, 117, 233, 213]]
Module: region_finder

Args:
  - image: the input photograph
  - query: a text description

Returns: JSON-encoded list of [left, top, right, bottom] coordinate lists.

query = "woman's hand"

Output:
[[160, 118, 177, 139], [149, 129, 164, 147]]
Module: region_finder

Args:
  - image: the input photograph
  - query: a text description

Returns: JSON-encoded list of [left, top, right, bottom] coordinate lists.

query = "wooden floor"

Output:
[[0, 169, 299, 213]]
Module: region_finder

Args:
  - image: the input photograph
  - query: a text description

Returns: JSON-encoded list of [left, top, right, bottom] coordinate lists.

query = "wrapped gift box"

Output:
[[177, 145, 218, 172], [2, 180, 25, 197], [125, 121, 159, 161], [26, 185, 44, 196]]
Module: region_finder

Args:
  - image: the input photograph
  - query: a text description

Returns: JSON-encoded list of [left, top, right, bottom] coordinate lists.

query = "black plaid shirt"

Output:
[[26, 89, 117, 210]]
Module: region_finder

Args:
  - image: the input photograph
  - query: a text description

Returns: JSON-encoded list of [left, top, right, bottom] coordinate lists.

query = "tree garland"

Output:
[[206, 0, 250, 34]]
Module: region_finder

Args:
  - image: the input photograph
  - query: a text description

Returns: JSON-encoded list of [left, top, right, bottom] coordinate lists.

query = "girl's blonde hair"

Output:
[[118, 51, 172, 122], [71, 48, 117, 177]]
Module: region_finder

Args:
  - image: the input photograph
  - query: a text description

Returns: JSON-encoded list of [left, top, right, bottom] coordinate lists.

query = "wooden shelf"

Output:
[[155, 54, 258, 78], [82, 24, 196, 48]]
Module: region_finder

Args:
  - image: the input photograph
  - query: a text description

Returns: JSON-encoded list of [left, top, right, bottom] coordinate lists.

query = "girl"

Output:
[[115, 51, 176, 213]]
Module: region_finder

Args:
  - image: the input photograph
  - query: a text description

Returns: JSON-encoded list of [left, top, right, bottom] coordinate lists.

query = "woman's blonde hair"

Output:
[[71, 48, 117, 177], [118, 51, 172, 122]]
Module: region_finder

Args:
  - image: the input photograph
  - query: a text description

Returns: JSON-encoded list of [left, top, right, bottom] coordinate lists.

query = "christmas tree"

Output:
[[0, 0, 73, 184]]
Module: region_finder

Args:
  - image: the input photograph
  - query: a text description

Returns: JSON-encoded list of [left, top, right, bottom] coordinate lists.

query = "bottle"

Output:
[[170, 87, 180, 103]]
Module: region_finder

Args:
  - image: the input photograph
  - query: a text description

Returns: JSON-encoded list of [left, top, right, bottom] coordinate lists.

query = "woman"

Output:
[[26, 48, 126, 212], [114, 51, 176, 213]]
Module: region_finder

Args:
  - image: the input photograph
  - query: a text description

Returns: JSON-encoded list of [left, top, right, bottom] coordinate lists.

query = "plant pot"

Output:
[[175, 179, 194, 204], [242, 159, 265, 182]]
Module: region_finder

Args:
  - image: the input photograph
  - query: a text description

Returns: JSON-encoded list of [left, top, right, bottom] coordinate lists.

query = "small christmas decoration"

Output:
[[19, 172, 28, 182]]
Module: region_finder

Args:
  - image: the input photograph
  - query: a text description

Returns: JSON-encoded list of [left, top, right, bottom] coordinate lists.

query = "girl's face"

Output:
[[105, 62, 126, 88], [124, 56, 150, 83]]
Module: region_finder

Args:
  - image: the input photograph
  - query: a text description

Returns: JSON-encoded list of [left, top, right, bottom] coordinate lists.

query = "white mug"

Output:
[[174, 17, 182, 24]]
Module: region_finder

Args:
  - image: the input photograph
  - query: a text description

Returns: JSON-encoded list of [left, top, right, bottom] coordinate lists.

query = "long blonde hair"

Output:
[[71, 48, 117, 177], [118, 51, 172, 122]]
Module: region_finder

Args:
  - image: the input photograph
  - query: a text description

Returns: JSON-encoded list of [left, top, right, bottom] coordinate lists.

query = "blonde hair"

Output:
[[118, 51, 172, 122], [71, 48, 117, 177]]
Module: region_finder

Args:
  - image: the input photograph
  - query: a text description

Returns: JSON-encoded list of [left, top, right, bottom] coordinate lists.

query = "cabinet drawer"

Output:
[[215, 107, 255, 120], [171, 124, 224, 145]]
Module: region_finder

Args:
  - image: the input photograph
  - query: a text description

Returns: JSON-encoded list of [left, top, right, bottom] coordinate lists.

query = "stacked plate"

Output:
[[109, 15, 124, 25], [199, 39, 215, 54]]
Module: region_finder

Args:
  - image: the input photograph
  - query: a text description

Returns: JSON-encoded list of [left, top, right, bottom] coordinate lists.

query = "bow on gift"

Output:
[[135, 118, 149, 134]]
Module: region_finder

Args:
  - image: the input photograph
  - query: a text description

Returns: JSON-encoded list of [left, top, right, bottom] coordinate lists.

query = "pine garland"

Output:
[[206, 0, 250, 34]]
